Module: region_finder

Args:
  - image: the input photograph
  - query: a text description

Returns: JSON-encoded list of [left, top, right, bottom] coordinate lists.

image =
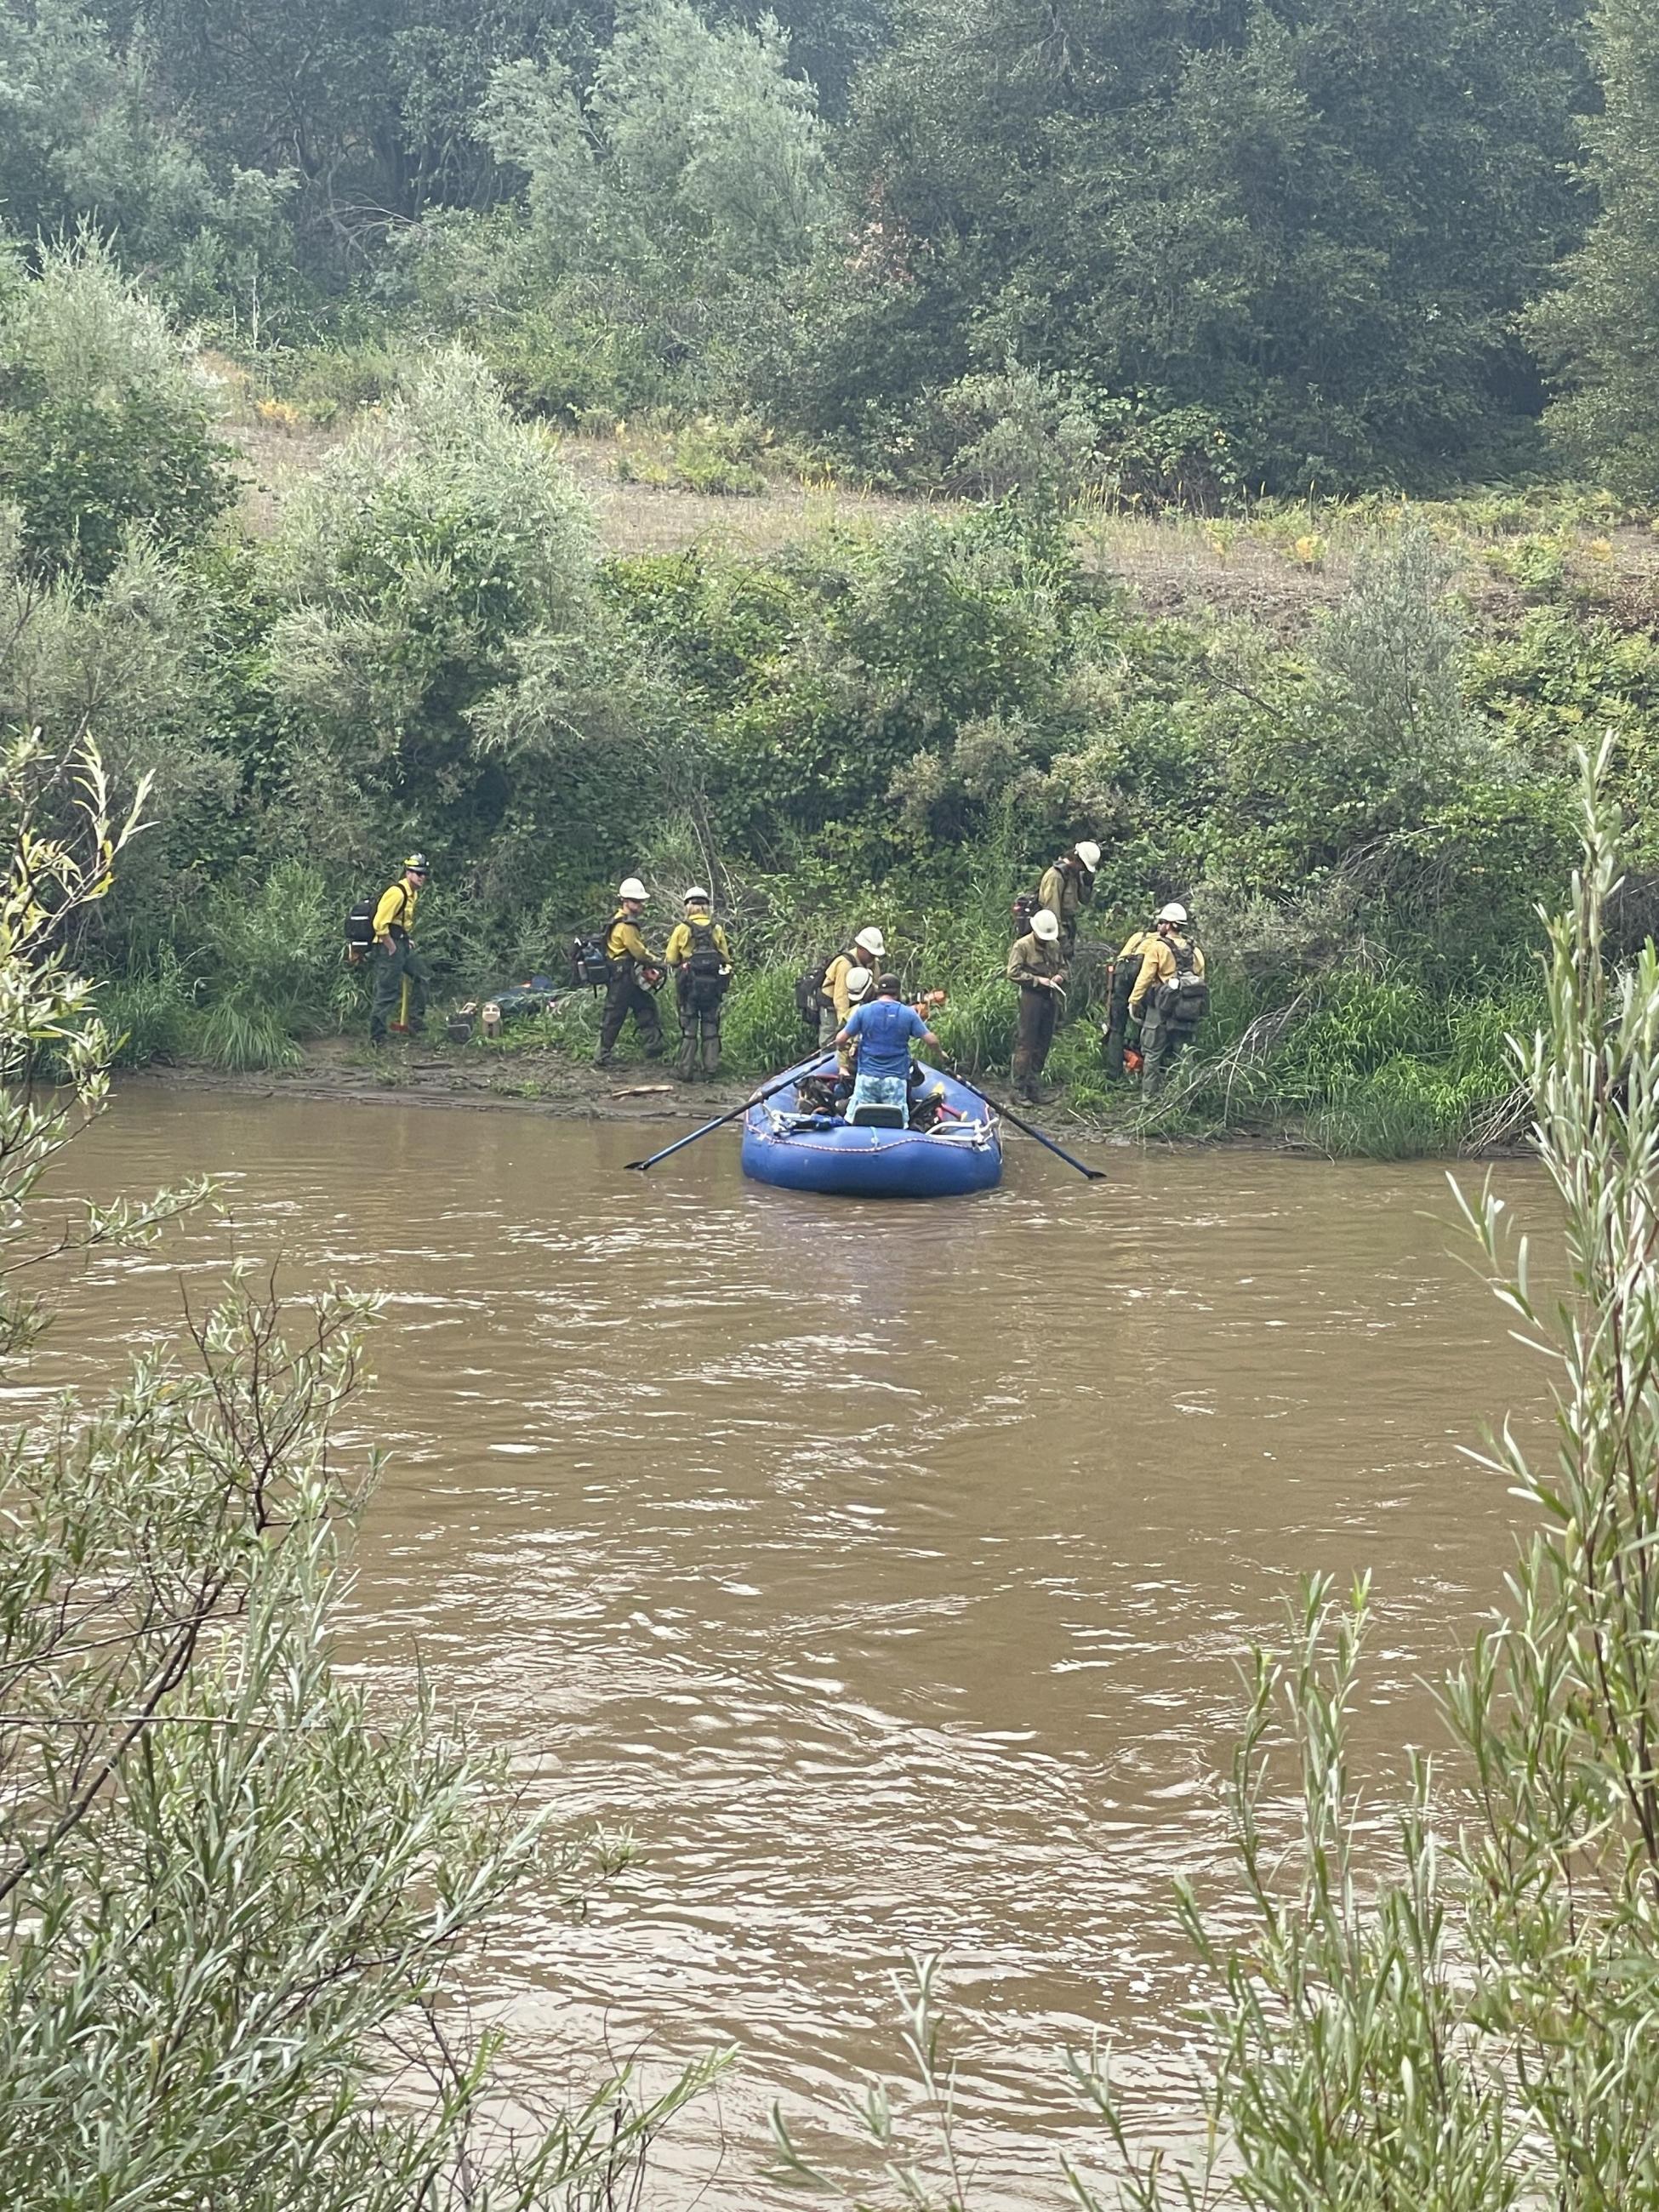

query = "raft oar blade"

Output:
[[949, 1069, 1105, 1181], [624, 1105, 744, 1172], [624, 1048, 834, 1172]]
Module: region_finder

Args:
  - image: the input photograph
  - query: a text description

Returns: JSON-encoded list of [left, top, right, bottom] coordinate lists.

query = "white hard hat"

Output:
[[618, 876, 647, 901], [1031, 909, 1062, 942], [854, 926, 886, 957], [1157, 901, 1189, 926], [682, 886, 710, 904], [846, 965, 874, 1002], [1075, 841, 1101, 871]]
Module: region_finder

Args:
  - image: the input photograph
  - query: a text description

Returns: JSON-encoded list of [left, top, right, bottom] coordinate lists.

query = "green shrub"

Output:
[[0, 239, 235, 584], [185, 860, 339, 1066], [721, 965, 804, 1075], [1484, 528, 1573, 600], [257, 342, 404, 425], [96, 952, 197, 1066], [197, 860, 337, 1021], [668, 418, 770, 495], [196, 1000, 305, 1070], [932, 976, 1014, 1077]]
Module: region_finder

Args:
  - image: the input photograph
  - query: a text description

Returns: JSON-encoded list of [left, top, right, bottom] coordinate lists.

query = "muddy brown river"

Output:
[[48, 1091, 1555, 2205]]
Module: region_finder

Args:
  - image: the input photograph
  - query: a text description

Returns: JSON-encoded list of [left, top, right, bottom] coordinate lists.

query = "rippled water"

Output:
[[50, 1091, 1556, 2205]]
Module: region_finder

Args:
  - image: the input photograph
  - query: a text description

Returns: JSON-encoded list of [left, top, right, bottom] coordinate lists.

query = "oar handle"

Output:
[[624, 1049, 833, 1172]]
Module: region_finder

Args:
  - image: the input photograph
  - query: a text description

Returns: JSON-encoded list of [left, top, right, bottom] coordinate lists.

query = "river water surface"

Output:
[[50, 1092, 1556, 2205]]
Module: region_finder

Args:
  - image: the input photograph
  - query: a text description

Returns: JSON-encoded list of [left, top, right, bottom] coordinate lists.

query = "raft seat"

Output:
[[847, 1103, 906, 1128]]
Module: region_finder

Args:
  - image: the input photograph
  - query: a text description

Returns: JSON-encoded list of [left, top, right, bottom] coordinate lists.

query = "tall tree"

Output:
[[135, 0, 616, 261], [480, 0, 827, 287], [0, 0, 291, 328], [1528, 0, 1659, 496], [802, 0, 1590, 487]]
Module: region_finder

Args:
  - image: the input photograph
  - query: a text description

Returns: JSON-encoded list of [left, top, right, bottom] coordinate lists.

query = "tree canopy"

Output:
[[6, 0, 1652, 487]]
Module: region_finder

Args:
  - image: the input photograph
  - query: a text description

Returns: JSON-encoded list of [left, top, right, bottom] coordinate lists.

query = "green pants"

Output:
[[597, 966, 663, 1063], [677, 991, 723, 1079], [370, 940, 430, 1040], [1139, 1006, 1196, 1097], [1012, 986, 1058, 1097]]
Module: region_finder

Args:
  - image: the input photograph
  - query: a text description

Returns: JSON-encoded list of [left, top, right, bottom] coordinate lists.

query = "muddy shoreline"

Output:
[[116, 1037, 1525, 1160], [118, 1037, 1132, 1132]]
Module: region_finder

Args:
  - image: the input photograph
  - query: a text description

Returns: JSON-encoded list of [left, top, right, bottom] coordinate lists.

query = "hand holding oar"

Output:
[[948, 1069, 1104, 1183], [624, 1052, 831, 1172]]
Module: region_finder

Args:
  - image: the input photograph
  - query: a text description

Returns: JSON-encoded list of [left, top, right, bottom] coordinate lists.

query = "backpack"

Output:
[[1012, 889, 1040, 938], [345, 898, 376, 966], [350, 881, 414, 963], [1157, 938, 1211, 1027], [684, 917, 728, 1011], [795, 948, 841, 1034], [570, 925, 613, 991]]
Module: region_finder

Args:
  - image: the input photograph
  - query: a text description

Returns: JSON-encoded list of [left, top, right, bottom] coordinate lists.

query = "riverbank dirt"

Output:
[[119, 1036, 1539, 1161], [118, 1035, 1150, 1141]]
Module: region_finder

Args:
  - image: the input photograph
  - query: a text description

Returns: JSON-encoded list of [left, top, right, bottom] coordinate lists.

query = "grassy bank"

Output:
[[102, 889, 1539, 1160], [14, 265, 1643, 1163]]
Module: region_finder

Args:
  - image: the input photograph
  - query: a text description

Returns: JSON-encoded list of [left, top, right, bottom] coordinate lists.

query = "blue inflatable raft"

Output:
[[740, 1062, 1002, 1198]]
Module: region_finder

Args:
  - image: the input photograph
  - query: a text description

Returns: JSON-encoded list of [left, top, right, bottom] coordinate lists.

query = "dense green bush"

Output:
[[7, 0, 1659, 507], [721, 966, 804, 1075], [1528, 0, 1659, 496], [0, 1, 299, 335], [0, 240, 235, 583], [263, 351, 659, 930]]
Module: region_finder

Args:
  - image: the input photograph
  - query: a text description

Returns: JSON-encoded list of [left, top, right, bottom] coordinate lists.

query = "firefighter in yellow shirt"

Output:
[[1127, 903, 1208, 1097], [596, 876, 666, 1067], [1036, 840, 1100, 955], [368, 852, 430, 1044], [1102, 916, 1156, 1077], [818, 926, 886, 1045], [664, 887, 733, 1080]]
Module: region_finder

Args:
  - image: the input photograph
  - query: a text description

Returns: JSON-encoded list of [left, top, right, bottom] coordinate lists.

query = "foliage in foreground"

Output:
[[1065, 743, 1659, 2207], [0, 736, 718, 2201]]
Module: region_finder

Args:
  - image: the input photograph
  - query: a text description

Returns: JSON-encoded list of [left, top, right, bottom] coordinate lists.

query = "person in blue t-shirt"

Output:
[[836, 974, 940, 1125]]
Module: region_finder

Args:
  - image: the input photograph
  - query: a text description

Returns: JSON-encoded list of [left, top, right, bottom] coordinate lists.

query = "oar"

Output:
[[624, 1051, 831, 1172], [946, 1068, 1105, 1183]]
